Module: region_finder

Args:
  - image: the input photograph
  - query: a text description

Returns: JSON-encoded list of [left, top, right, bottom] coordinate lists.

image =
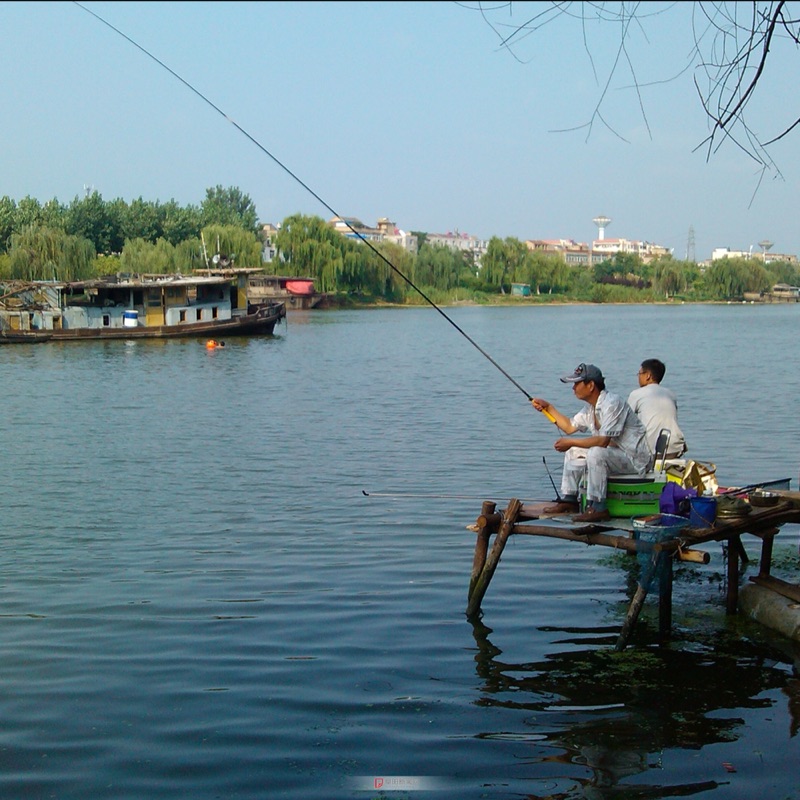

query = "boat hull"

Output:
[[0, 302, 286, 343]]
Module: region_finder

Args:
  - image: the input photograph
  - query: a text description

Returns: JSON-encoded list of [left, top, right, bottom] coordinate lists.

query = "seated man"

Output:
[[532, 363, 653, 522], [627, 358, 687, 458]]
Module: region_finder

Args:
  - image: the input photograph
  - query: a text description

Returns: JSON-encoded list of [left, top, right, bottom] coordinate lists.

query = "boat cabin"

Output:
[[0, 274, 242, 333]]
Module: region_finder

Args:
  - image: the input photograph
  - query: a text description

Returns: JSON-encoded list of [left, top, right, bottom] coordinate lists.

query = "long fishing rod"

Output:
[[542, 456, 562, 501], [75, 2, 553, 412]]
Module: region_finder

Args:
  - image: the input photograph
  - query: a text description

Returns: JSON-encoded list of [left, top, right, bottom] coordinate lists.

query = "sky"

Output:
[[2, 1, 799, 262]]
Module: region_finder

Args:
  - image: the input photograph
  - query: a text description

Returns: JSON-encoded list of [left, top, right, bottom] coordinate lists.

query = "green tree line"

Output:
[[0, 185, 261, 281], [0, 189, 797, 303]]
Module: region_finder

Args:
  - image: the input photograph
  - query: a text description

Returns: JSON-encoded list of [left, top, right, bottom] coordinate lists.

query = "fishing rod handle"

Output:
[[529, 398, 557, 424]]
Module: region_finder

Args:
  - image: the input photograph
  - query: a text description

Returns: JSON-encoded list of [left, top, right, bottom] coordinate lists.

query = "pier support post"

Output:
[[617, 545, 674, 651], [616, 581, 650, 652], [468, 502, 497, 600], [726, 535, 743, 614], [658, 553, 674, 642], [757, 528, 779, 578], [466, 498, 521, 618]]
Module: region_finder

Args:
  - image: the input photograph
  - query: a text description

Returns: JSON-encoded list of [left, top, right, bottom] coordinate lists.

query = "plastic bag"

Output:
[[659, 481, 697, 516]]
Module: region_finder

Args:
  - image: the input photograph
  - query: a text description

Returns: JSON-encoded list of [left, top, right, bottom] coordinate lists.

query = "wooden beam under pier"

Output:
[[512, 522, 710, 563]]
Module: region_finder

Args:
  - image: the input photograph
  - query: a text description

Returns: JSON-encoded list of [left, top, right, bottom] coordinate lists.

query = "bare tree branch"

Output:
[[464, 1, 800, 174]]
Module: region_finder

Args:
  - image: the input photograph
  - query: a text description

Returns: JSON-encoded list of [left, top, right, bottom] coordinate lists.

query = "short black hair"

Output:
[[641, 358, 666, 383]]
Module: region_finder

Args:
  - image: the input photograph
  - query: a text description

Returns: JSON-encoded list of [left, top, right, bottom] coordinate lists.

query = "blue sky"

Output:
[[2, 1, 798, 261]]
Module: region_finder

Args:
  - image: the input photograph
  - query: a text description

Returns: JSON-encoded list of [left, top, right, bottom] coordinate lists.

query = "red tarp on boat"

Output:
[[285, 280, 315, 296]]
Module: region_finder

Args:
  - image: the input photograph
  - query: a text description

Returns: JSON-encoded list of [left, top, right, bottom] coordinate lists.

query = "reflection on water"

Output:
[[470, 615, 799, 798]]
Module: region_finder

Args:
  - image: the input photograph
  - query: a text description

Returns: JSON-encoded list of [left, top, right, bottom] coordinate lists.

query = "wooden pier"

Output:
[[467, 493, 800, 650]]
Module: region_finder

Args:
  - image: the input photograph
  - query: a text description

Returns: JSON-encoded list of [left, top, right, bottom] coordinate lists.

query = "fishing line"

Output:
[[74, 2, 534, 401], [362, 490, 537, 502]]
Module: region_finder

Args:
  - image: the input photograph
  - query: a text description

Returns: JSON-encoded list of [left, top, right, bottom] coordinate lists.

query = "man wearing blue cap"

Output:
[[531, 363, 653, 523]]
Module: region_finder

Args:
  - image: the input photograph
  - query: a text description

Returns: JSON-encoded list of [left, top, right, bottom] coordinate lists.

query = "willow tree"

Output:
[[414, 243, 466, 291], [653, 259, 691, 298], [704, 257, 771, 299], [510, 249, 565, 295], [0, 196, 15, 253], [8, 226, 96, 281], [174, 238, 206, 274], [200, 224, 263, 268], [765, 259, 800, 286], [119, 237, 177, 275], [480, 236, 529, 290], [373, 240, 413, 299], [337, 240, 395, 296], [274, 214, 353, 291]]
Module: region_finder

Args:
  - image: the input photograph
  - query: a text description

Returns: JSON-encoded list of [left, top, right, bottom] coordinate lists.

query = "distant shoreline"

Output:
[[321, 296, 743, 310]]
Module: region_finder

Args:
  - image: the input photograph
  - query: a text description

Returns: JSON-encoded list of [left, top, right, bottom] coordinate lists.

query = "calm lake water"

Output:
[[0, 303, 798, 800]]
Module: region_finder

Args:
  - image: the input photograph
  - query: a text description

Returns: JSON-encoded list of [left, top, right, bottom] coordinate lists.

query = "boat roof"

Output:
[[196, 269, 315, 281], [195, 267, 262, 276], [67, 273, 232, 290]]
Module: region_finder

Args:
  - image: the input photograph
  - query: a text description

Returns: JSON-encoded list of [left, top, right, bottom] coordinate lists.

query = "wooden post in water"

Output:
[[617, 540, 674, 651], [730, 536, 749, 565], [466, 498, 521, 617], [658, 552, 674, 642], [468, 502, 497, 600], [725, 535, 742, 614], [757, 528, 779, 578], [616, 580, 650, 652]]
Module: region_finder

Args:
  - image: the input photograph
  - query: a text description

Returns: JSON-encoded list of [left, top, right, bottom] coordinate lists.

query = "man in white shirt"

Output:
[[627, 359, 687, 458], [531, 363, 653, 523]]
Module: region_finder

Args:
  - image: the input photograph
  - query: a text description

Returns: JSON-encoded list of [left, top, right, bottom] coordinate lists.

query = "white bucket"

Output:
[[123, 310, 139, 328]]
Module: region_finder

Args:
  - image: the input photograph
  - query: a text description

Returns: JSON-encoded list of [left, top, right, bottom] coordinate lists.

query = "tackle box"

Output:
[[581, 476, 667, 517]]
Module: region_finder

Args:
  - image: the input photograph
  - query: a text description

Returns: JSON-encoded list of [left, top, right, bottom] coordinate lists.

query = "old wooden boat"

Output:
[[196, 267, 327, 310], [0, 274, 286, 343]]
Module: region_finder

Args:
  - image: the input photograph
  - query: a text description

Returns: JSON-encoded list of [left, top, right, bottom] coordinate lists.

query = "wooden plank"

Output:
[[512, 523, 708, 562], [682, 501, 800, 545]]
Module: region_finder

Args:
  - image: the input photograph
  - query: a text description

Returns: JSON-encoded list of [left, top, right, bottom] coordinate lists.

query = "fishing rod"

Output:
[[717, 478, 791, 496], [541, 456, 562, 501], [74, 2, 558, 421]]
